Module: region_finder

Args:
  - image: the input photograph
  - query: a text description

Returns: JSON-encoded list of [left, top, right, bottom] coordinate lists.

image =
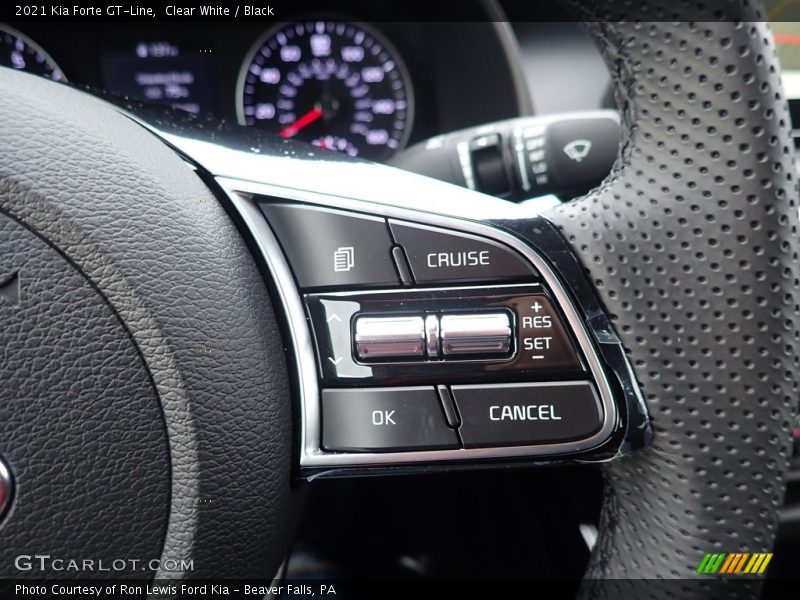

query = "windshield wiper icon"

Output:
[[563, 139, 593, 163]]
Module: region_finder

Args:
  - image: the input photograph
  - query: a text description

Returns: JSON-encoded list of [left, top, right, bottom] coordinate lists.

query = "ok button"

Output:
[[322, 387, 459, 452], [372, 410, 397, 425]]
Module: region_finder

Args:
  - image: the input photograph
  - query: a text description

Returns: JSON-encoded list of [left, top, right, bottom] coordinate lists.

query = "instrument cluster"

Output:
[[0, 16, 527, 162]]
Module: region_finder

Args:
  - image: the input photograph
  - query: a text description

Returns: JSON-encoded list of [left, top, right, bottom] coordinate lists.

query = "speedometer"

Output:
[[237, 21, 413, 161], [0, 24, 65, 81]]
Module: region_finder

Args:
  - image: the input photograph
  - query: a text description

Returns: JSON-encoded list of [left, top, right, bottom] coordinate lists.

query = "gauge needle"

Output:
[[278, 107, 323, 139]]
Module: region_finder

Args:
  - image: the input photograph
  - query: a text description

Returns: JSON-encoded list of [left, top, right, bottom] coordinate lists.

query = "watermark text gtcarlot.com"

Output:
[[14, 554, 194, 572]]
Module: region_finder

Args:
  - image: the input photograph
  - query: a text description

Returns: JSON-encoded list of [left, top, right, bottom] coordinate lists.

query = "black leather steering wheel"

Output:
[[0, 67, 298, 578], [550, 8, 799, 595], [0, 3, 797, 595]]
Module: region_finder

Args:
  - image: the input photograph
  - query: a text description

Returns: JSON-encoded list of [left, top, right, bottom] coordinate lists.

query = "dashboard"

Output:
[[0, 3, 532, 163], [5, 7, 798, 182]]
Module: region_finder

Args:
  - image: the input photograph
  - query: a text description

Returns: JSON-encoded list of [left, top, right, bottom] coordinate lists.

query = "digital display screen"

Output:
[[101, 41, 217, 115]]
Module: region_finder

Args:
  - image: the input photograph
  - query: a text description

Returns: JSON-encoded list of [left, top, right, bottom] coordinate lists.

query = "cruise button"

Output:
[[261, 203, 400, 289], [389, 220, 538, 284], [451, 382, 603, 448], [322, 387, 459, 452]]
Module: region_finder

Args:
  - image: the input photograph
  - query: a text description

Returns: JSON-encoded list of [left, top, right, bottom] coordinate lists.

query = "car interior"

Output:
[[2, 0, 800, 597]]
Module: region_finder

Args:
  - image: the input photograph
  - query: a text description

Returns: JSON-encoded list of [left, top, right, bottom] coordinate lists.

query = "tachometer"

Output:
[[0, 24, 65, 81], [237, 21, 413, 161]]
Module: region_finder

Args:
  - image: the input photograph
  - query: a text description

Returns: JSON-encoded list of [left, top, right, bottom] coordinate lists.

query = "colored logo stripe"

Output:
[[744, 553, 773, 574], [697, 553, 773, 575], [719, 553, 749, 574], [697, 553, 726, 574]]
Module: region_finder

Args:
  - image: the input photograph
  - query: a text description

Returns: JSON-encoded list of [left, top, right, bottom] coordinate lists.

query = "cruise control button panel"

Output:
[[322, 387, 459, 452], [451, 382, 603, 448], [253, 199, 628, 471], [305, 284, 582, 385], [353, 311, 513, 362]]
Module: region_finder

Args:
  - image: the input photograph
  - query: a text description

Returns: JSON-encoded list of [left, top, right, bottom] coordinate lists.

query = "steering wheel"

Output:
[[557, 14, 799, 592], [0, 5, 797, 595]]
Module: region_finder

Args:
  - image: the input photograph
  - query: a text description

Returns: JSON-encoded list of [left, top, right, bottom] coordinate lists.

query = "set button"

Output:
[[305, 286, 584, 385], [512, 295, 582, 370]]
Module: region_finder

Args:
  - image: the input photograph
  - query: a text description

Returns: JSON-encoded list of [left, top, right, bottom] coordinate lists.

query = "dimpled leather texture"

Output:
[[546, 4, 800, 596], [0, 212, 170, 578], [0, 67, 296, 578]]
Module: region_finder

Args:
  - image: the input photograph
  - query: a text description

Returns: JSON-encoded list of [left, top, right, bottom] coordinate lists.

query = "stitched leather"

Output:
[[546, 7, 800, 595], [0, 68, 296, 578]]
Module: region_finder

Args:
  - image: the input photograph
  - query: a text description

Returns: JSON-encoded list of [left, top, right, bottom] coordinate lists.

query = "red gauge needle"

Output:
[[278, 107, 323, 139]]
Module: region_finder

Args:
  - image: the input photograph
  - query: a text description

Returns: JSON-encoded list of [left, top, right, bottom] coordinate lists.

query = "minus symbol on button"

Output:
[[531, 355, 545, 360]]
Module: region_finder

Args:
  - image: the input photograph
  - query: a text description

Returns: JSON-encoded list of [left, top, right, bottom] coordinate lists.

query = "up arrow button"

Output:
[[389, 220, 538, 285]]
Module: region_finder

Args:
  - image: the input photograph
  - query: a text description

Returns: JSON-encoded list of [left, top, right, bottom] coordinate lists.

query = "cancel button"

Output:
[[451, 382, 603, 448]]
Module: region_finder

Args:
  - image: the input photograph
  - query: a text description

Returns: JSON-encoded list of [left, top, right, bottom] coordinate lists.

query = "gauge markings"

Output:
[[237, 20, 413, 161]]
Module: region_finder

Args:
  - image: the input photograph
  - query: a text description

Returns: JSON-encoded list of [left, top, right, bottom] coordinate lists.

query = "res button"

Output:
[[510, 294, 582, 370], [389, 220, 537, 284]]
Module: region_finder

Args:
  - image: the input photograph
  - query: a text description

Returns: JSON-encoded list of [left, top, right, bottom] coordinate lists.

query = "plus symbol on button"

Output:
[[531, 302, 543, 313]]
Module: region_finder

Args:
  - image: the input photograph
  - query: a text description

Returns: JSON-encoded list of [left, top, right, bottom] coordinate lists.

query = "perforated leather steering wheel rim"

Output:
[[545, 7, 800, 593]]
